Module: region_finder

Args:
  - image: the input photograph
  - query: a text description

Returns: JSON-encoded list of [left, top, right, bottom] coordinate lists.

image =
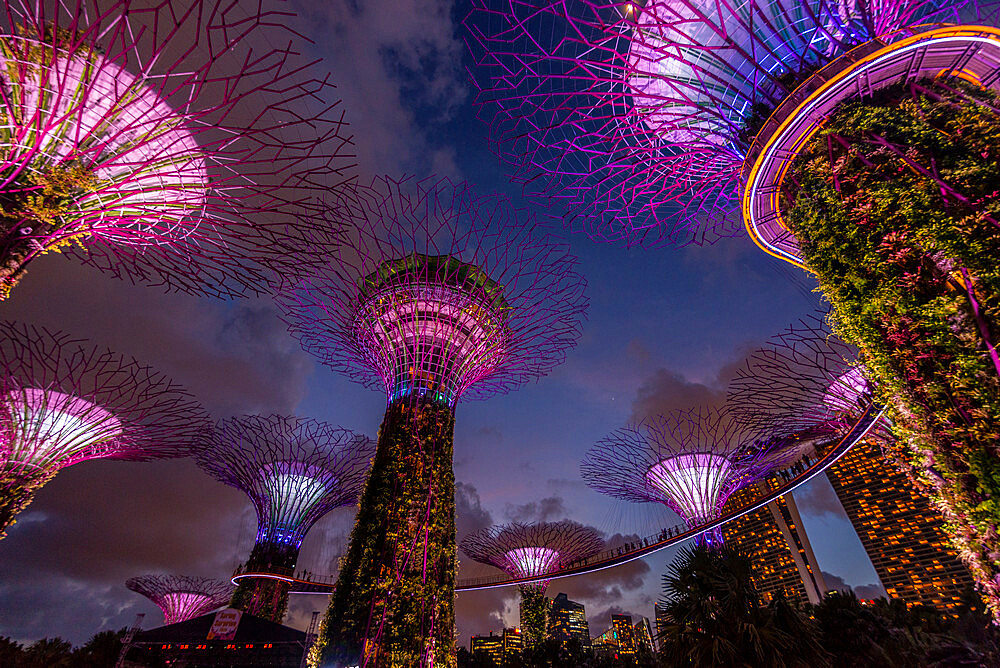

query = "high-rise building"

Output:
[[611, 614, 637, 656], [470, 627, 521, 664], [721, 477, 827, 605], [633, 617, 654, 655], [827, 439, 976, 614], [654, 603, 668, 650], [549, 593, 590, 649], [470, 632, 504, 664], [502, 627, 522, 660]]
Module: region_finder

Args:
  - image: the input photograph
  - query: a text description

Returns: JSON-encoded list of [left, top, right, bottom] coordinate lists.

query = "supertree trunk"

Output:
[[316, 396, 457, 668], [518, 584, 550, 651], [230, 542, 298, 623], [785, 81, 1000, 618]]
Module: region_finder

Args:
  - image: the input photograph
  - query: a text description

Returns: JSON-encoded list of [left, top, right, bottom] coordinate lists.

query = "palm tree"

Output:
[[657, 543, 827, 667]]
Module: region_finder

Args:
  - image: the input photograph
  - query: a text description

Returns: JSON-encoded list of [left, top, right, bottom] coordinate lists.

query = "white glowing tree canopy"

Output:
[[504, 546, 560, 579], [0, 36, 208, 243], [646, 453, 734, 525], [2, 388, 123, 471], [259, 461, 339, 546]]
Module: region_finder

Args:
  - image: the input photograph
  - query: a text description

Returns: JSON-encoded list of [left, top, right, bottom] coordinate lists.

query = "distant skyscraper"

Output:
[[654, 604, 668, 650], [827, 439, 976, 613], [549, 593, 590, 649], [470, 628, 521, 663], [611, 615, 637, 657], [633, 617, 654, 655], [722, 477, 827, 605]]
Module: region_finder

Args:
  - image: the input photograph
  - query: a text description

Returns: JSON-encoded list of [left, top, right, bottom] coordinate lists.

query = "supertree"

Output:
[[581, 406, 786, 545], [727, 312, 893, 446], [0, 320, 208, 538], [467, 0, 1000, 617], [460, 521, 603, 650], [0, 0, 355, 300], [126, 575, 235, 625], [276, 176, 587, 668], [195, 415, 374, 624]]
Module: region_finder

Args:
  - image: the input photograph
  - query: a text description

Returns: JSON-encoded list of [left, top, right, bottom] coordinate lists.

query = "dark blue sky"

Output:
[[0, 0, 883, 648]]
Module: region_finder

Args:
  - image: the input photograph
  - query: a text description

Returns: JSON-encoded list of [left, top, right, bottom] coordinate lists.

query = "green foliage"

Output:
[[0, 468, 56, 539], [785, 80, 1000, 619], [229, 542, 296, 623], [316, 396, 457, 667], [657, 543, 828, 668], [518, 585, 550, 651]]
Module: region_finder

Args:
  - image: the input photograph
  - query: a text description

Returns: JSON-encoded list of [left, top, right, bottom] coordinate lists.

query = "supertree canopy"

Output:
[[727, 312, 892, 445], [469, 1, 1000, 620], [126, 575, 235, 625], [277, 176, 587, 668], [460, 521, 603, 649], [581, 406, 784, 544], [0, 320, 208, 537], [195, 415, 374, 624], [0, 0, 355, 299]]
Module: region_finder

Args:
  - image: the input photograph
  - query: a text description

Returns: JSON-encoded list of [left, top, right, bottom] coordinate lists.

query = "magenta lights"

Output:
[[0, 320, 208, 535], [0, 0, 355, 299], [646, 454, 734, 526], [276, 176, 587, 407], [728, 312, 893, 443], [196, 416, 374, 550], [582, 406, 783, 538], [461, 521, 604, 585], [463, 0, 991, 246], [126, 575, 235, 625]]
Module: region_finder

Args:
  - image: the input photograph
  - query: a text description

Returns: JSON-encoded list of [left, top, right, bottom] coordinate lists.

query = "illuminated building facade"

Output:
[[633, 617, 654, 655], [827, 440, 976, 614], [470, 628, 521, 663], [611, 614, 637, 656], [721, 478, 827, 605], [549, 593, 590, 649]]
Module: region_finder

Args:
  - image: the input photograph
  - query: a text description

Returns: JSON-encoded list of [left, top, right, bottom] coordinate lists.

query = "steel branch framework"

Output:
[[0, 319, 208, 536], [278, 175, 588, 406], [463, 0, 998, 247], [581, 406, 789, 538], [126, 575, 235, 625], [460, 521, 604, 585], [196, 415, 374, 551], [0, 0, 355, 299], [728, 312, 893, 443]]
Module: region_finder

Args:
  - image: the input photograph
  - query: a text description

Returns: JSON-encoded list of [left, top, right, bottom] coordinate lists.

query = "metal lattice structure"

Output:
[[728, 312, 893, 443], [0, 319, 208, 535], [196, 415, 374, 551], [581, 406, 788, 539], [460, 521, 604, 585], [126, 575, 235, 625], [0, 0, 355, 299], [463, 0, 1000, 249], [278, 175, 588, 407]]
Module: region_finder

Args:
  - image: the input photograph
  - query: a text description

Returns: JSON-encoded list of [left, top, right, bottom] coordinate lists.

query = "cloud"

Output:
[[821, 571, 852, 594], [0, 459, 249, 645], [793, 477, 845, 519], [2, 257, 313, 417], [503, 496, 570, 523], [628, 345, 757, 423], [289, 0, 467, 177]]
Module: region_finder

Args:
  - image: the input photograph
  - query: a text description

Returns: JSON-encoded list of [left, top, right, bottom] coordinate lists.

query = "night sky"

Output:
[[0, 0, 886, 649]]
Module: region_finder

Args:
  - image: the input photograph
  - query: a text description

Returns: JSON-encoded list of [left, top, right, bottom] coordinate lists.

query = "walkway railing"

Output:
[[232, 404, 883, 594]]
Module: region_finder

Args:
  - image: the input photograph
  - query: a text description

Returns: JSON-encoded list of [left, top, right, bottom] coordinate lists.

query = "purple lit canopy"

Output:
[[581, 406, 786, 529], [125, 575, 235, 625], [196, 415, 374, 550], [728, 312, 893, 443], [464, 0, 998, 248], [0, 0, 356, 299], [460, 520, 604, 586], [276, 176, 588, 407]]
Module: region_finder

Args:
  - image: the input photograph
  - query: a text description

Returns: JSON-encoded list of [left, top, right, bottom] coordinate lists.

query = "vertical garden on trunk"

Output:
[[785, 81, 1000, 615]]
